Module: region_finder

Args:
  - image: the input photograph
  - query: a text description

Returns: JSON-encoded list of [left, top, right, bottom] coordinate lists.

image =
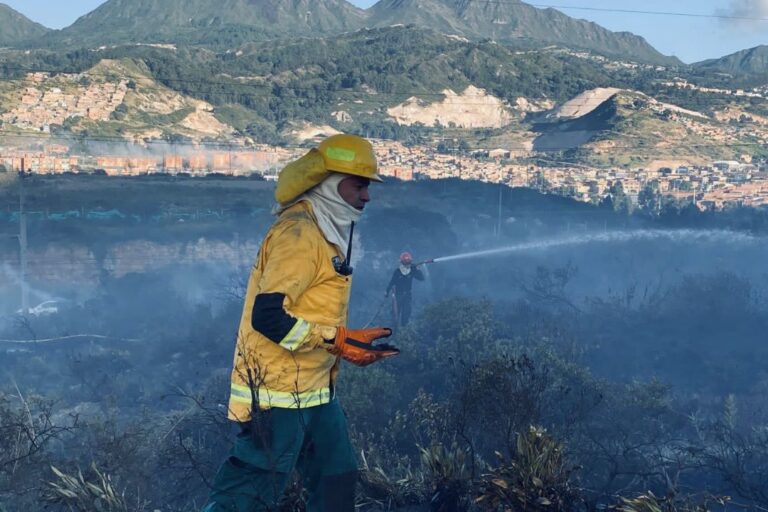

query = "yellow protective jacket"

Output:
[[227, 201, 350, 421]]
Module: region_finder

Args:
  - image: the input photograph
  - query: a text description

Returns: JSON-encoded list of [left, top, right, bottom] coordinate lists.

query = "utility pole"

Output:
[[656, 184, 661, 216], [18, 166, 29, 315], [228, 143, 233, 176], [234, 231, 241, 267], [496, 180, 503, 238], [692, 181, 698, 209]]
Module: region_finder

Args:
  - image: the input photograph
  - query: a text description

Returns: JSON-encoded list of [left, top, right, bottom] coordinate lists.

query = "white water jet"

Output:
[[1, 263, 55, 303], [432, 229, 759, 263]]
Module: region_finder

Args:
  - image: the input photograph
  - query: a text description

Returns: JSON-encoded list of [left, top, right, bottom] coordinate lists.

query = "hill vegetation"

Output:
[[0, 26, 638, 144]]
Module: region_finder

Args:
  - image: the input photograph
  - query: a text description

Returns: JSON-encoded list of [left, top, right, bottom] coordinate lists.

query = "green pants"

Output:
[[203, 399, 358, 512]]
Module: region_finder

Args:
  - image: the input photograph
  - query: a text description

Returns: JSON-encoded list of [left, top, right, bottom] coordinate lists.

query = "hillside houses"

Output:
[[1, 74, 128, 132], [372, 140, 768, 210], [2, 138, 767, 210], [0, 144, 292, 176]]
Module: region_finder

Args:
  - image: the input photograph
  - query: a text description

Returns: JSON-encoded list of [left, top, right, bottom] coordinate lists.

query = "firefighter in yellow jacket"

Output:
[[203, 134, 398, 512]]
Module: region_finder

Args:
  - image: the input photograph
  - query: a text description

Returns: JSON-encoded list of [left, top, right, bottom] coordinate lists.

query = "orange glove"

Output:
[[325, 327, 399, 367]]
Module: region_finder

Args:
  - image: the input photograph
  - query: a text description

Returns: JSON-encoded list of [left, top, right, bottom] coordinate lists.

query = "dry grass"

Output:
[[358, 449, 426, 509], [44, 464, 141, 512], [615, 491, 732, 512]]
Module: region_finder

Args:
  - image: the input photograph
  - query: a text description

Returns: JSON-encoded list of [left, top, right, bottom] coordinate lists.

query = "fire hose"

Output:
[[363, 296, 390, 328]]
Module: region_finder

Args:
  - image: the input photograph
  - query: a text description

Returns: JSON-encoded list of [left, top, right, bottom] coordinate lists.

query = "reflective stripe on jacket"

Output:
[[228, 201, 351, 421]]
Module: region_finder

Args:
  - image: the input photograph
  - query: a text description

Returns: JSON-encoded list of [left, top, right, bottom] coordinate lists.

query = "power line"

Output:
[[0, 42, 727, 102], [0, 59, 756, 97], [0, 129, 764, 153], [0, 62, 757, 114], [0, 334, 141, 344], [472, 0, 768, 22], [2, 63, 638, 100], [1, 62, 688, 117], [0, 62, 523, 100], [0, 48, 724, 93], [0, 131, 305, 149]]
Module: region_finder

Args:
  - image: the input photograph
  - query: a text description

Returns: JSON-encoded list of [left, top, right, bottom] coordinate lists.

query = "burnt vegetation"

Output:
[[1, 177, 768, 511]]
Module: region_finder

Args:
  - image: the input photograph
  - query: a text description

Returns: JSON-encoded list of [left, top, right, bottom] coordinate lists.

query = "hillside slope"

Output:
[[0, 59, 236, 142], [45, 0, 366, 47], [531, 89, 755, 166], [368, 0, 679, 65], [35, 0, 676, 66], [695, 45, 768, 75], [0, 3, 50, 45]]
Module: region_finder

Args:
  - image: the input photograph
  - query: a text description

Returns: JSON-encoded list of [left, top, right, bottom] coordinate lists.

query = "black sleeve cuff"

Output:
[[251, 293, 298, 344]]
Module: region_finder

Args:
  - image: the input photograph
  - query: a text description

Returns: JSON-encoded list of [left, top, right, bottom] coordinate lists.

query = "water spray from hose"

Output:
[[427, 229, 757, 264]]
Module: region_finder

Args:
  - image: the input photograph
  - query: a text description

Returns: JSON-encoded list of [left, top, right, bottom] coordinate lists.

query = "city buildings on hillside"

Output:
[[1, 140, 767, 210], [372, 140, 768, 210], [0, 145, 292, 177]]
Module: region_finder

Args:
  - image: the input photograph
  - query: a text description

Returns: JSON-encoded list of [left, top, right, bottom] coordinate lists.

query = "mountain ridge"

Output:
[[44, 0, 367, 48], [367, 0, 679, 65], [0, 3, 50, 46], [29, 0, 678, 66], [694, 45, 768, 76]]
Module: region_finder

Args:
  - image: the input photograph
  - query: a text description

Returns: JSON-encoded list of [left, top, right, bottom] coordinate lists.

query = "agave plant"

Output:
[[617, 492, 669, 512], [615, 492, 731, 512], [44, 464, 137, 512], [420, 443, 472, 484], [420, 443, 474, 512], [277, 474, 306, 512], [475, 427, 580, 512], [357, 449, 426, 509]]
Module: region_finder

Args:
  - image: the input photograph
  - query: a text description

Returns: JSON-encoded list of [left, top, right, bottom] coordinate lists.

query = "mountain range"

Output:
[[0, 0, 676, 65], [4, 1, 768, 73]]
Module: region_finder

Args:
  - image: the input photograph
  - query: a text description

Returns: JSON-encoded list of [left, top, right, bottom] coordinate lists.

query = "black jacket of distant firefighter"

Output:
[[386, 252, 425, 327]]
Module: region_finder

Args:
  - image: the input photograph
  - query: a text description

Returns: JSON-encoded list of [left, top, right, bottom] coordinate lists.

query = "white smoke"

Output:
[[717, 0, 768, 31]]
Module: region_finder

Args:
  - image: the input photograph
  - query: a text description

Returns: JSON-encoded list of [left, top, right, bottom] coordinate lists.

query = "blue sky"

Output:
[[4, 0, 768, 63]]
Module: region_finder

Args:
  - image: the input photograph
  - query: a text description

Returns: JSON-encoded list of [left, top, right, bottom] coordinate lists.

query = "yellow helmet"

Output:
[[318, 134, 382, 182], [274, 134, 382, 205]]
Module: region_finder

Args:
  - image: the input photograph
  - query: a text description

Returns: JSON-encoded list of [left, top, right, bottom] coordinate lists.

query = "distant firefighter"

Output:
[[385, 252, 425, 328]]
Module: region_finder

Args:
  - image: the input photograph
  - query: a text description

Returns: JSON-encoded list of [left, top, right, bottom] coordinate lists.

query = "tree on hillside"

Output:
[[608, 180, 632, 213], [638, 181, 660, 214]]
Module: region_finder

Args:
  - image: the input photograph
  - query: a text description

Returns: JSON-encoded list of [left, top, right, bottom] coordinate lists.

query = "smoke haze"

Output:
[[718, 0, 768, 31]]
